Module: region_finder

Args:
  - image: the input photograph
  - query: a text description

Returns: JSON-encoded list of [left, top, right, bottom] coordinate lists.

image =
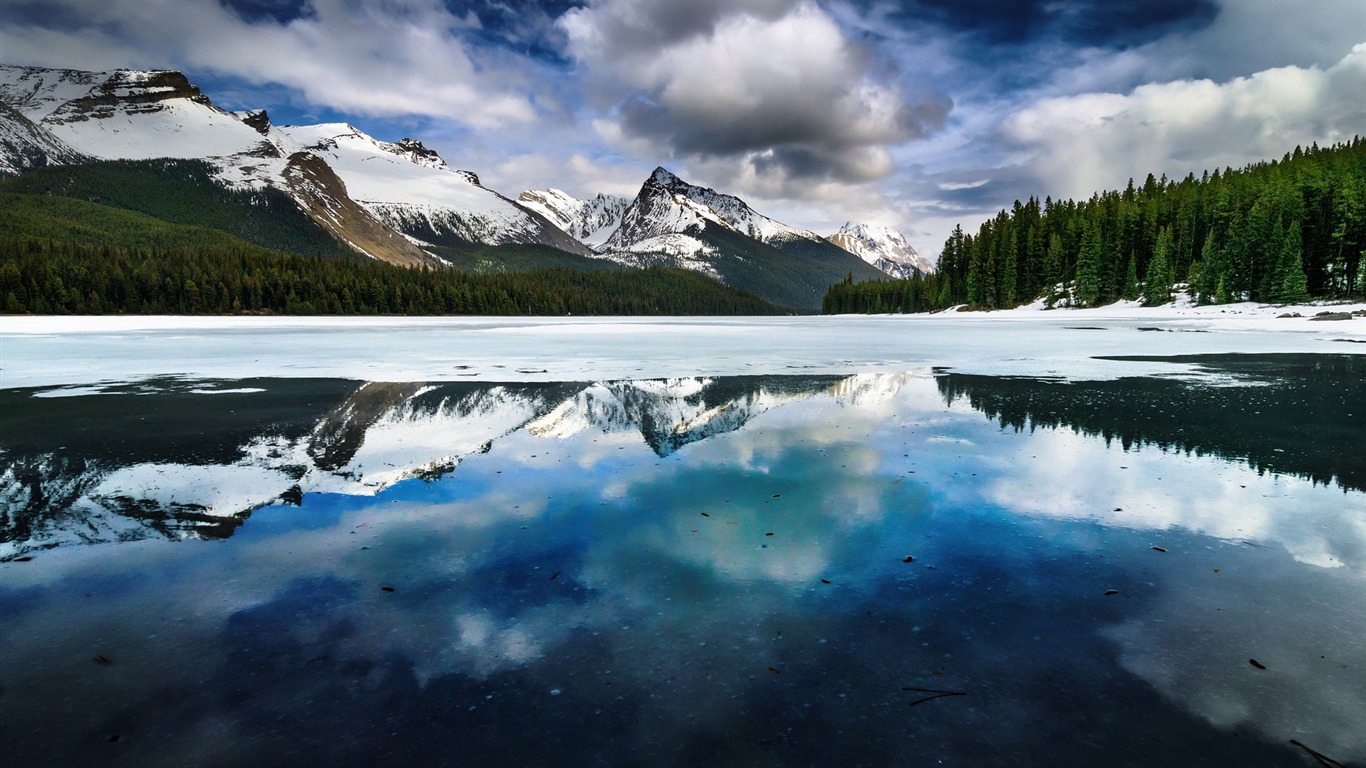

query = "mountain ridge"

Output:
[[1, 62, 900, 311]]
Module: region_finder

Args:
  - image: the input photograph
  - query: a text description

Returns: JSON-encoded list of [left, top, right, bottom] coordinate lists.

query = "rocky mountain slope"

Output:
[[0, 64, 583, 265], [826, 222, 935, 278], [517, 188, 630, 249]]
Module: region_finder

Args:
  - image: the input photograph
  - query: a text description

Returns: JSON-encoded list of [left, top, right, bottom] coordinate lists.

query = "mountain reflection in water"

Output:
[[2, 375, 850, 559], [0, 357, 1362, 767]]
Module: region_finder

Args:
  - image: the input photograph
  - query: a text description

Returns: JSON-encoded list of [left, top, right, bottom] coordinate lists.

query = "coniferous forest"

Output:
[[825, 138, 1366, 313], [0, 238, 783, 316]]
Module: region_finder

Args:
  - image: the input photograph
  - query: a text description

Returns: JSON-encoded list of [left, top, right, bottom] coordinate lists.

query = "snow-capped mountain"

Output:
[[606, 167, 832, 251], [826, 222, 935, 278], [517, 188, 630, 249], [0, 64, 438, 265], [0, 65, 272, 162], [594, 167, 888, 308], [513, 168, 887, 308], [276, 124, 591, 256], [522, 168, 855, 258], [0, 64, 585, 263], [1, 63, 894, 308]]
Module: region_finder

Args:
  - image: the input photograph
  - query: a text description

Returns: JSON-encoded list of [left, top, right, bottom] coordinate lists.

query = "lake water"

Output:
[[2, 320, 1364, 767]]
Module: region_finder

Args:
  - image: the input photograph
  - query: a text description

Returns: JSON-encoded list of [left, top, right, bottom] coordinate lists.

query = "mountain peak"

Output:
[[827, 222, 934, 277], [648, 166, 679, 186], [518, 187, 631, 248]]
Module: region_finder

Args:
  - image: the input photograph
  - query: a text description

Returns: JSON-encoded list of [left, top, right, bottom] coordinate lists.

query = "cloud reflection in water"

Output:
[[0, 362, 1362, 766]]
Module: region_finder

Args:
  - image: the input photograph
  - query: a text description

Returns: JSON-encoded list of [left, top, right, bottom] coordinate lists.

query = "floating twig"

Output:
[[903, 686, 967, 707], [1290, 739, 1347, 768]]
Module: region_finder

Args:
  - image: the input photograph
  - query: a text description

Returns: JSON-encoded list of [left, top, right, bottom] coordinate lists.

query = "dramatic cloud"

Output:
[[1001, 43, 1366, 199], [0, 0, 1363, 258], [561, 0, 950, 184], [0, 0, 542, 126]]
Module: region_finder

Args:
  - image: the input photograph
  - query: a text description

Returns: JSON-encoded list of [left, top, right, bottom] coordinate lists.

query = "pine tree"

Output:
[[1121, 252, 1139, 301], [1194, 231, 1220, 304], [1277, 223, 1310, 304], [1143, 227, 1174, 305], [1074, 225, 1102, 307]]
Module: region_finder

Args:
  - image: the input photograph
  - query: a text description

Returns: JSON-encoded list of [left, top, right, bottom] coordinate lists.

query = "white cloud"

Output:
[[1001, 43, 1366, 200], [0, 0, 540, 127]]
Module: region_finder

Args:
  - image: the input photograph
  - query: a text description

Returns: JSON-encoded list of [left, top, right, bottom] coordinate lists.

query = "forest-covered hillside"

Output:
[[825, 138, 1366, 314], [0, 161, 786, 316], [0, 189, 784, 316], [0, 236, 784, 316]]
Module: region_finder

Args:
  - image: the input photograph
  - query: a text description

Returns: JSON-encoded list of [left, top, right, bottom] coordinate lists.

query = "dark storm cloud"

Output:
[[562, 0, 951, 183], [621, 92, 951, 182], [567, 0, 801, 55], [219, 0, 315, 24]]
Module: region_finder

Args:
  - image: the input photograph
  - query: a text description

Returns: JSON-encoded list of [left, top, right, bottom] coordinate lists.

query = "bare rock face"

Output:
[[45, 70, 210, 125], [241, 109, 271, 135], [282, 151, 441, 268], [394, 138, 445, 168]]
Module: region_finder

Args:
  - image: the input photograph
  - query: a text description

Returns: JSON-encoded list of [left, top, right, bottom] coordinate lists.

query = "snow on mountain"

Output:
[[0, 65, 272, 162], [0, 63, 913, 292], [517, 188, 630, 249], [513, 166, 883, 310], [605, 168, 732, 250], [0, 64, 438, 265], [648, 168, 826, 246], [605, 167, 828, 253], [522, 167, 834, 260], [826, 222, 935, 278], [273, 124, 589, 254], [0, 64, 585, 262], [0, 101, 89, 174]]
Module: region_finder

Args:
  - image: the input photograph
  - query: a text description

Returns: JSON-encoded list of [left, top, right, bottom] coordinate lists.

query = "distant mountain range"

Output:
[[0, 64, 931, 310]]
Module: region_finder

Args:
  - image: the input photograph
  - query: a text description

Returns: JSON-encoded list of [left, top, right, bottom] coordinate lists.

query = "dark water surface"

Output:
[[2, 355, 1363, 766]]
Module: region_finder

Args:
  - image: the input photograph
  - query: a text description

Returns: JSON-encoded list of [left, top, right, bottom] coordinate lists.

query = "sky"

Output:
[[1, 0, 1364, 259]]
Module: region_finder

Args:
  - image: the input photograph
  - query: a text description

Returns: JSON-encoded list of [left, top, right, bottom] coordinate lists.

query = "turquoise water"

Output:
[[2, 357, 1362, 766]]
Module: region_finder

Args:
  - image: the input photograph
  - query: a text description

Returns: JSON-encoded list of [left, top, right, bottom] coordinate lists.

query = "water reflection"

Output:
[[0, 360, 1362, 766], [939, 353, 1366, 493], [1, 375, 846, 559]]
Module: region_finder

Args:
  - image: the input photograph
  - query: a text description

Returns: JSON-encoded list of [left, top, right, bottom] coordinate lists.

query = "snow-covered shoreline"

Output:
[[3, 298, 1365, 390]]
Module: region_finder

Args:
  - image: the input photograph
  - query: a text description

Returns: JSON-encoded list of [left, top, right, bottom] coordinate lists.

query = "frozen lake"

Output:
[[2, 316, 1364, 766]]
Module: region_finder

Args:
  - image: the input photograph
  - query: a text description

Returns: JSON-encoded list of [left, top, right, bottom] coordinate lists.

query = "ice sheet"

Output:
[[3, 301, 1365, 390]]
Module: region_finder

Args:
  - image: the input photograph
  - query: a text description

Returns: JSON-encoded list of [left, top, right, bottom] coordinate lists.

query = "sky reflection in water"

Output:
[[1, 358, 1363, 767]]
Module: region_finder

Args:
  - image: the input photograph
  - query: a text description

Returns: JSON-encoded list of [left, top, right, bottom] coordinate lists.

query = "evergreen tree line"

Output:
[[824, 138, 1366, 314], [0, 239, 783, 316]]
